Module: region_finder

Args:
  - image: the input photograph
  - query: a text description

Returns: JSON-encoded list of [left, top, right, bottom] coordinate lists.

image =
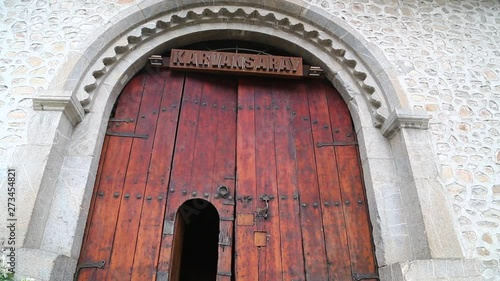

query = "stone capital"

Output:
[[381, 108, 430, 139], [33, 92, 85, 126]]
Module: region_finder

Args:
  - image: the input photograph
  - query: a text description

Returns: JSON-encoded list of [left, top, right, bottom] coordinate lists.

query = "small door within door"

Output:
[[169, 199, 220, 281]]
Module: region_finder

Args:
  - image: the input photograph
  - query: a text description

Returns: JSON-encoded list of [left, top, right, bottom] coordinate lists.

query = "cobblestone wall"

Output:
[[0, 0, 136, 177], [0, 0, 498, 280]]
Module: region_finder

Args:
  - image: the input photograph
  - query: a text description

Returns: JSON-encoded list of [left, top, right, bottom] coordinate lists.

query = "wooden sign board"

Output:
[[167, 49, 304, 77]]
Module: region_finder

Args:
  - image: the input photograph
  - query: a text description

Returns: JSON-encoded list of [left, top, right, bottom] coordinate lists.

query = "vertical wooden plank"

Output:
[[235, 77, 258, 281], [169, 214, 185, 281], [335, 146, 377, 277], [328, 86, 356, 144], [156, 73, 204, 278], [102, 71, 165, 280], [309, 81, 352, 280], [76, 135, 109, 281], [248, 84, 274, 281], [291, 80, 329, 280], [180, 72, 221, 280], [272, 79, 306, 281], [206, 76, 237, 281], [189, 74, 218, 201], [77, 74, 146, 281], [327, 88, 377, 278], [131, 70, 184, 281], [157, 73, 238, 280], [253, 78, 282, 281]]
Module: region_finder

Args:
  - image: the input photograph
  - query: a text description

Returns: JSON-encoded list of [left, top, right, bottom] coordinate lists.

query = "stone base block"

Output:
[[379, 259, 482, 281], [16, 249, 482, 281], [16, 248, 76, 281]]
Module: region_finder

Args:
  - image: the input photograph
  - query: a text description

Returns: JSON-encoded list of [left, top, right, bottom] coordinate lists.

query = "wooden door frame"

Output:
[[22, 1, 476, 280]]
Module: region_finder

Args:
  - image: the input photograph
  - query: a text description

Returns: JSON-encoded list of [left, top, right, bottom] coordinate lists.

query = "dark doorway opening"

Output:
[[171, 199, 220, 281]]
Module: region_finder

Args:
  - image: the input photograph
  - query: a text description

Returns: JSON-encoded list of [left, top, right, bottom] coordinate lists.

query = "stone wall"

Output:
[[0, 0, 498, 280], [0, 0, 135, 171]]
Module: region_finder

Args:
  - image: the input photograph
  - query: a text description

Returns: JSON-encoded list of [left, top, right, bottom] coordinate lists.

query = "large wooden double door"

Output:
[[77, 69, 377, 281]]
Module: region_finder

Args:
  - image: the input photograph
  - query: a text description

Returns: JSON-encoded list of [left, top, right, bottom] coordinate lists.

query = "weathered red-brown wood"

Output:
[[184, 73, 221, 281], [168, 49, 304, 78], [328, 87, 355, 144], [235, 78, 259, 281], [77, 135, 109, 281], [190, 75, 217, 198], [336, 145, 377, 278], [253, 78, 283, 281], [77, 73, 146, 281], [157, 73, 238, 280], [291, 80, 329, 280], [272, 79, 306, 281], [309, 81, 352, 280], [205, 76, 237, 281], [169, 213, 185, 281], [327, 89, 377, 279], [156, 73, 206, 278], [130, 69, 185, 281], [79, 68, 377, 281], [103, 71, 165, 280]]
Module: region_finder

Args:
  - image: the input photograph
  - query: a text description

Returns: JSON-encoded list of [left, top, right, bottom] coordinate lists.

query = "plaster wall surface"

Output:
[[0, 0, 498, 280]]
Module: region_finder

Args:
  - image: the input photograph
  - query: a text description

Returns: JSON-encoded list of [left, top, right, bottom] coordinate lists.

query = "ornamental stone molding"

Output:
[[77, 6, 386, 117], [32, 92, 85, 126], [33, 1, 429, 137], [381, 108, 430, 139]]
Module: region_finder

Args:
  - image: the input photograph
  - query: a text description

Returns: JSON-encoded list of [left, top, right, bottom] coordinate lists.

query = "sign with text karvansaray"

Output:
[[167, 49, 304, 77]]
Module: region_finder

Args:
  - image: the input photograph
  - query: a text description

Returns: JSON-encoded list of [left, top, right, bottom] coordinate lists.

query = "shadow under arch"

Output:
[[170, 199, 220, 281]]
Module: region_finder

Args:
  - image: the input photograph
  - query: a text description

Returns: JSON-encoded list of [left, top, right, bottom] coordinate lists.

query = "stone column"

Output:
[[378, 109, 481, 280]]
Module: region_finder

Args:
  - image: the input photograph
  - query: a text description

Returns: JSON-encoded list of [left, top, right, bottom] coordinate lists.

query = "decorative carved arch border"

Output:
[[25, 1, 469, 280], [83, 6, 391, 125], [34, 2, 429, 133]]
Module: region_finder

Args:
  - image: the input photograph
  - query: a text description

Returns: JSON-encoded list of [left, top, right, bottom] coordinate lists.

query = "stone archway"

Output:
[[22, 1, 472, 280]]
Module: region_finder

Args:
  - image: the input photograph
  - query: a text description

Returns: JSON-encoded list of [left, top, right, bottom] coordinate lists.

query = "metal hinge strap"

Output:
[[156, 271, 169, 281], [353, 272, 380, 280], [149, 55, 164, 66], [217, 272, 232, 276], [163, 220, 174, 235], [109, 118, 134, 123], [316, 141, 357, 147], [106, 131, 148, 139], [307, 66, 323, 77], [73, 260, 105, 281]]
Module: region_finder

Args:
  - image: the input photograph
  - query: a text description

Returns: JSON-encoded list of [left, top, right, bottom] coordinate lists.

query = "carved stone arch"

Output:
[[23, 1, 473, 280], [35, 2, 427, 131]]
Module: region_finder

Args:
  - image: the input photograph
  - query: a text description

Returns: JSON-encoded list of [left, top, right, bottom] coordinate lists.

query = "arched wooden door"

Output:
[[76, 68, 377, 281]]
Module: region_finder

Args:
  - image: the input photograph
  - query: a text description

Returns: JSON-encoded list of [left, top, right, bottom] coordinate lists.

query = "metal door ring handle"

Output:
[[217, 185, 230, 198]]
